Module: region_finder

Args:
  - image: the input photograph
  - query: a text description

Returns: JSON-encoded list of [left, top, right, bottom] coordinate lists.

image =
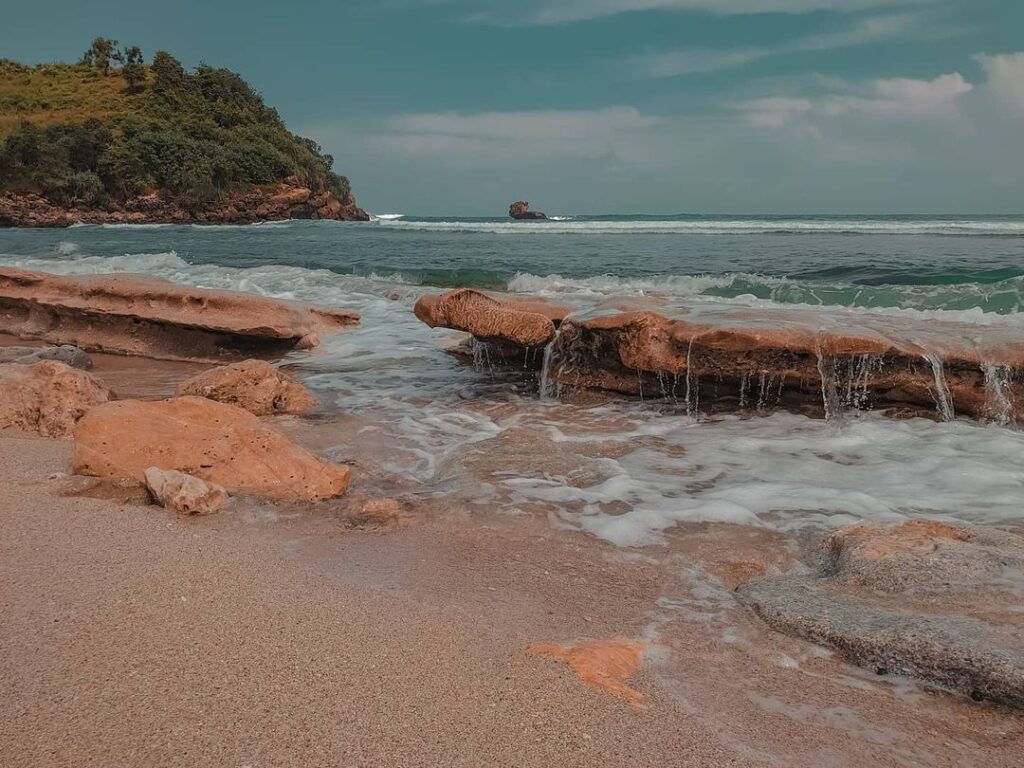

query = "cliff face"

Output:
[[0, 176, 369, 227]]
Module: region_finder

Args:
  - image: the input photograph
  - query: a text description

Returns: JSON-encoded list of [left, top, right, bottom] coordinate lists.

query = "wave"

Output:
[[506, 271, 1024, 317], [374, 217, 1024, 236], [369, 213, 405, 221]]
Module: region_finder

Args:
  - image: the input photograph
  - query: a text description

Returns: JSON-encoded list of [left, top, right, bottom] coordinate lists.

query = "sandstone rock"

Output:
[[144, 467, 229, 515], [176, 359, 317, 415], [414, 289, 569, 348], [344, 498, 403, 529], [415, 289, 1024, 423], [738, 522, 1024, 708], [0, 344, 92, 369], [73, 396, 350, 501], [0, 361, 110, 438], [0, 177, 369, 227], [0, 267, 359, 362]]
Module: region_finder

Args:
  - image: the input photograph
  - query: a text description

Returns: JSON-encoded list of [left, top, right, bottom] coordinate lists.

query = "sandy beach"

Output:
[[3, 417, 1022, 767]]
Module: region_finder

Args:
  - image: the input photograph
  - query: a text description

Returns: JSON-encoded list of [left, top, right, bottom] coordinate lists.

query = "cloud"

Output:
[[975, 52, 1024, 112], [469, 0, 935, 26], [737, 72, 973, 131], [371, 107, 664, 163], [628, 11, 962, 78]]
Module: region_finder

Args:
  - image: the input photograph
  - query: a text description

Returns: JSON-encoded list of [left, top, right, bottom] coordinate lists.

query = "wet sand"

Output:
[[2, 428, 1022, 767]]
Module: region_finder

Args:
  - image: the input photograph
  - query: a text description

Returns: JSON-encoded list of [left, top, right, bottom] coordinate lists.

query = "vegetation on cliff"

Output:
[[0, 40, 352, 212]]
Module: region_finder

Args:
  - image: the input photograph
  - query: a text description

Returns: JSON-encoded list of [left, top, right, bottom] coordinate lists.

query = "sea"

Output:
[[3, 213, 1024, 546]]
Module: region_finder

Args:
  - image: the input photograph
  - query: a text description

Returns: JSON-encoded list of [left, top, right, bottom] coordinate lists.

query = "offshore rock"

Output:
[[0, 360, 110, 438], [144, 467, 229, 515], [0, 176, 369, 227], [508, 201, 547, 220], [414, 288, 569, 348], [73, 396, 350, 501], [738, 522, 1024, 708], [176, 359, 317, 415], [0, 344, 92, 369], [0, 267, 359, 362]]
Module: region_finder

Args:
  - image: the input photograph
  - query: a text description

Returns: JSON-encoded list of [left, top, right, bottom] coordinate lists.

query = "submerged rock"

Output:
[[144, 467, 229, 515], [0, 266, 359, 363], [176, 359, 317, 415], [0, 344, 92, 369], [738, 522, 1024, 708], [0, 360, 110, 438], [73, 396, 350, 501]]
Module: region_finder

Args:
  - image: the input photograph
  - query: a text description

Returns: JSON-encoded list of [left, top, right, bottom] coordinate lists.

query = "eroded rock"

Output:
[[176, 359, 317, 415], [73, 396, 350, 501], [0, 267, 359, 362], [414, 288, 569, 348], [415, 289, 1024, 423], [0, 360, 110, 437], [144, 467, 229, 515], [738, 521, 1024, 707]]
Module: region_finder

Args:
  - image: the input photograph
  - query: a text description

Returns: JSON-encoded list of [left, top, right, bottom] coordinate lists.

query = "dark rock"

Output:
[[509, 201, 547, 220], [0, 344, 92, 369]]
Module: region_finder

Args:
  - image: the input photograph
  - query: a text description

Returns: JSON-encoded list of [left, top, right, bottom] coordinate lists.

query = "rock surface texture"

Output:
[[738, 521, 1024, 708], [73, 396, 350, 501], [0, 344, 92, 369], [0, 360, 110, 437], [176, 359, 317, 415], [414, 289, 568, 348], [143, 467, 230, 515], [0, 267, 359, 362], [0, 176, 369, 227], [414, 290, 1024, 422]]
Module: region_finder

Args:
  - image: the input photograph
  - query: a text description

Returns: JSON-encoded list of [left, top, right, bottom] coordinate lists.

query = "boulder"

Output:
[[508, 201, 547, 220], [0, 267, 359, 362], [176, 359, 317, 415], [73, 396, 350, 501], [414, 289, 569, 348], [0, 344, 92, 369], [738, 522, 1024, 708], [144, 467, 229, 515], [0, 361, 110, 438]]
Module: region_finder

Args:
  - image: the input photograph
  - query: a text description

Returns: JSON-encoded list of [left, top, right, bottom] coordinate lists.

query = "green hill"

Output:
[[0, 40, 362, 219]]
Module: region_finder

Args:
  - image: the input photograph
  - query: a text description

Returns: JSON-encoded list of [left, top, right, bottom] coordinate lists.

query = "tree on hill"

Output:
[[120, 46, 145, 91], [80, 38, 122, 74]]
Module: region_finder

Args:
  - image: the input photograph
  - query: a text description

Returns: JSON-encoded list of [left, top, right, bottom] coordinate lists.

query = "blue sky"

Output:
[[2, 0, 1021, 214]]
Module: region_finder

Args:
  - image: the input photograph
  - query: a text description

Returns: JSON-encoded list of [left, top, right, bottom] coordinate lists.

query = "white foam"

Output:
[[373, 218, 1024, 236], [504, 410, 1024, 547]]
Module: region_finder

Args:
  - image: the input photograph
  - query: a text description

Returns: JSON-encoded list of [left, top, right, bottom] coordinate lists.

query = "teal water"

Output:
[[1, 213, 1023, 313]]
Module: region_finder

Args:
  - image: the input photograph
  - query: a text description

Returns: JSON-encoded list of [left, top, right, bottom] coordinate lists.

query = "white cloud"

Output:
[[371, 107, 664, 164], [737, 72, 973, 130], [975, 52, 1024, 112], [471, 0, 934, 25], [628, 11, 961, 78]]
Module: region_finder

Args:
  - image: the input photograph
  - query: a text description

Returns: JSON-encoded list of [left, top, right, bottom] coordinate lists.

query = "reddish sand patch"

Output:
[[528, 638, 647, 707]]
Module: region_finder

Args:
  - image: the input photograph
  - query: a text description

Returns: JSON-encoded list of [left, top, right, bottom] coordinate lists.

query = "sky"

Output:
[[2, 0, 1021, 214]]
